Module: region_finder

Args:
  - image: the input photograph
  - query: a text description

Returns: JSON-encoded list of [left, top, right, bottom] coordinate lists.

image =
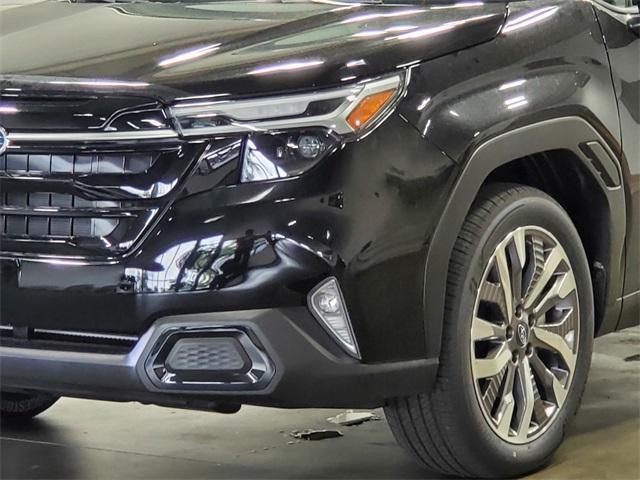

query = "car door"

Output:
[[593, 0, 640, 328]]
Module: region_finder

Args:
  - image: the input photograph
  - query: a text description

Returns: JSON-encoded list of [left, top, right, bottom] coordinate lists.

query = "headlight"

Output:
[[241, 128, 341, 182], [169, 73, 406, 182]]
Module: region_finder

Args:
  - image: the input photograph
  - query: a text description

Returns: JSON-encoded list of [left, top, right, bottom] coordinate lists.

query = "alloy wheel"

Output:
[[470, 226, 579, 444]]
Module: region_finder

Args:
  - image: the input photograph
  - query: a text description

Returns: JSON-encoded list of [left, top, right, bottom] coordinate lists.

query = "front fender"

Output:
[[398, 0, 627, 359]]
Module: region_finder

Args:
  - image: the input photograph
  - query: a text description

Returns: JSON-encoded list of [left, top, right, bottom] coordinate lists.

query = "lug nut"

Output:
[[506, 326, 514, 340], [515, 304, 524, 318]]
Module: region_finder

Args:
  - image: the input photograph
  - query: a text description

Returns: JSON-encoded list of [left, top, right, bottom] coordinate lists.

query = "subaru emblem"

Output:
[[0, 126, 7, 155], [517, 323, 529, 346]]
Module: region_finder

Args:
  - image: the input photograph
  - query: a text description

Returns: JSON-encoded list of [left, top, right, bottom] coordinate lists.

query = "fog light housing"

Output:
[[308, 277, 360, 359]]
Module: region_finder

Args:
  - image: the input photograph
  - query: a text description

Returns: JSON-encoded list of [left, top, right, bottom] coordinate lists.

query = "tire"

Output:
[[0, 391, 59, 422], [385, 183, 594, 478]]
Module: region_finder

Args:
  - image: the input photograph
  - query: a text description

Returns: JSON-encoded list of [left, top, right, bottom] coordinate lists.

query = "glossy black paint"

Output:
[[0, 1, 506, 101], [400, 0, 622, 158], [593, 1, 640, 331], [0, 0, 638, 406]]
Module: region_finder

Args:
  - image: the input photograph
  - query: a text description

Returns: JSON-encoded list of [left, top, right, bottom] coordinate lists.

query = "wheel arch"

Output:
[[423, 116, 627, 360]]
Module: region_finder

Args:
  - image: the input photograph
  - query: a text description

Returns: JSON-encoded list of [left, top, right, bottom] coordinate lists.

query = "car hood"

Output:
[[0, 1, 506, 102]]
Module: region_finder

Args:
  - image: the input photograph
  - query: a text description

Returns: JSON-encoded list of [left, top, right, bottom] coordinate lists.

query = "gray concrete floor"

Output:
[[1, 327, 638, 480]]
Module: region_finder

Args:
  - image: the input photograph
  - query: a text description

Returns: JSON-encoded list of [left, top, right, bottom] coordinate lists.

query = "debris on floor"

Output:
[[327, 410, 381, 427], [290, 429, 344, 441], [624, 353, 640, 362]]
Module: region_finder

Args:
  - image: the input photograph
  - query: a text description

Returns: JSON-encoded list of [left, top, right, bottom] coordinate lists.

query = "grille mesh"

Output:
[[0, 151, 158, 240], [1, 151, 156, 175], [165, 338, 248, 372], [1, 193, 121, 237]]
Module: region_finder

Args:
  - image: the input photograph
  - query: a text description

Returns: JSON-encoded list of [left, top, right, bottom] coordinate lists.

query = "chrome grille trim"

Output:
[[0, 206, 141, 218], [7, 129, 178, 143]]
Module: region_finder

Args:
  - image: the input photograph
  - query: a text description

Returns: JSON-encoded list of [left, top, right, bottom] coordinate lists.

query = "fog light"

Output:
[[316, 292, 341, 314], [297, 135, 323, 159], [308, 277, 360, 358]]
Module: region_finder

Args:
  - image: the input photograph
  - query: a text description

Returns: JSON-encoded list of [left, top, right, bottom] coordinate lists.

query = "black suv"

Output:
[[1, 0, 638, 477]]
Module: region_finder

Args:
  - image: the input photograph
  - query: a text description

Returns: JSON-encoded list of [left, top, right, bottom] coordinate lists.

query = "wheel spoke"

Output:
[[524, 245, 564, 310], [473, 343, 511, 379], [523, 236, 545, 298], [472, 316, 507, 341], [530, 352, 568, 406], [495, 247, 514, 321], [494, 362, 517, 437], [531, 372, 550, 426], [496, 399, 515, 438], [515, 357, 535, 442], [531, 324, 576, 373], [531, 271, 576, 318], [513, 228, 527, 269], [481, 362, 509, 413], [537, 308, 577, 352], [510, 228, 527, 302], [478, 279, 509, 322]]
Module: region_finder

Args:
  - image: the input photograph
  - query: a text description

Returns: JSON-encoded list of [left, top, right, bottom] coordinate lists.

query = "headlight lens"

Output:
[[169, 73, 405, 182], [241, 128, 340, 182]]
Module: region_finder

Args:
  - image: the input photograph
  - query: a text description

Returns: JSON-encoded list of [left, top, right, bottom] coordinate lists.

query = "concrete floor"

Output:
[[1, 327, 638, 480]]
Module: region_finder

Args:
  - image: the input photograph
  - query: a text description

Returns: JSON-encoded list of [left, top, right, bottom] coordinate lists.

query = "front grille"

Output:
[[0, 151, 157, 239], [0, 147, 171, 256], [0, 94, 203, 258]]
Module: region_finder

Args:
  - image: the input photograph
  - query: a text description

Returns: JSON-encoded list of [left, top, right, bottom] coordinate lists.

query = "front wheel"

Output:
[[385, 184, 594, 478]]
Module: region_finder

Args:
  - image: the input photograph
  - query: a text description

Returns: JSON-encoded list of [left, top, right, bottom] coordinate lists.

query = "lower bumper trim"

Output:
[[1, 308, 437, 408]]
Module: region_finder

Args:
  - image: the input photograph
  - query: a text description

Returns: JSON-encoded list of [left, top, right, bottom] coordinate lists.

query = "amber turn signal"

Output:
[[346, 89, 396, 131]]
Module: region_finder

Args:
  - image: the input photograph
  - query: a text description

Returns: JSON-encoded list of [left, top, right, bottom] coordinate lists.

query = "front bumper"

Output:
[[0, 308, 436, 408], [1, 115, 457, 365], [0, 115, 455, 407]]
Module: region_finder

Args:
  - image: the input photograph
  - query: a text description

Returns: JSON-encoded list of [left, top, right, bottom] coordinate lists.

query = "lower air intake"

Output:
[[165, 337, 249, 373], [144, 327, 274, 391]]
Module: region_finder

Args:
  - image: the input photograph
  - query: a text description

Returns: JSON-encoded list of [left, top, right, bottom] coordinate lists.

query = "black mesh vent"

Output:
[[1, 193, 121, 238], [1, 151, 156, 175]]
